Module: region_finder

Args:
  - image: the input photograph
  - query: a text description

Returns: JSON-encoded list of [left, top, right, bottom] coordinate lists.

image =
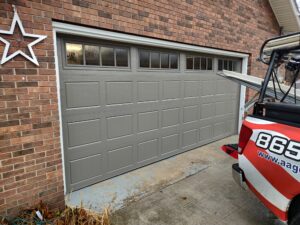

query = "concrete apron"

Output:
[[65, 136, 237, 213]]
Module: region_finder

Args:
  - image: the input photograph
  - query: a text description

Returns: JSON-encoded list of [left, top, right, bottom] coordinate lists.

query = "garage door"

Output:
[[57, 35, 241, 191]]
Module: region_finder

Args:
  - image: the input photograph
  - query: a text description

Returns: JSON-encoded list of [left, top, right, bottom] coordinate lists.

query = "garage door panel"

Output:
[[163, 80, 181, 100], [200, 103, 216, 119], [67, 119, 101, 147], [201, 95, 217, 104], [161, 124, 181, 135], [202, 80, 216, 96], [216, 101, 229, 116], [162, 108, 180, 127], [106, 81, 133, 105], [181, 121, 201, 132], [67, 142, 103, 161], [106, 115, 133, 139], [63, 110, 102, 123], [138, 138, 159, 163], [199, 125, 213, 141], [216, 80, 228, 94], [108, 145, 134, 173], [70, 154, 103, 184], [199, 117, 217, 127], [138, 111, 159, 132], [65, 82, 100, 109], [184, 81, 200, 98], [161, 99, 182, 108], [137, 81, 159, 102], [182, 98, 200, 106], [136, 130, 161, 143], [183, 129, 199, 147], [161, 133, 180, 154], [103, 104, 137, 118], [183, 105, 199, 123], [106, 135, 136, 150], [228, 119, 236, 133], [59, 37, 240, 191], [213, 121, 227, 138], [214, 93, 233, 101]]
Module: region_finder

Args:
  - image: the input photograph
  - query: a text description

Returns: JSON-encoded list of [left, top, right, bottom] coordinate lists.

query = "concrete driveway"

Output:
[[111, 136, 277, 225]]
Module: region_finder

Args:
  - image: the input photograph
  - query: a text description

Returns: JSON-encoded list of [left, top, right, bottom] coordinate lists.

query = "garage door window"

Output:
[[66, 43, 84, 65], [116, 48, 129, 67], [101, 47, 114, 66], [218, 59, 239, 72], [139, 50, 178, 69], [66, 42, 129, 67], [85, 45, 100, 65], [186, 56, 213, 71]]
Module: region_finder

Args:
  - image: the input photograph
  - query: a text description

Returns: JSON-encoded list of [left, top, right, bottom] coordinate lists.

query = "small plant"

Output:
[[1, 201, 110, 225]]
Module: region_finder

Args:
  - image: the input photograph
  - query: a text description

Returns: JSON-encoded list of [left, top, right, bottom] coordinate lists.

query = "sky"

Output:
[[296, 0, 300, 12]]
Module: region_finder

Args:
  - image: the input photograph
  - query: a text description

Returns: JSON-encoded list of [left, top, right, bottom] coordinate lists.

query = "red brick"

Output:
[[4, 180, 26, 191], [0, 82, 15, 88], [15, 172, 36, 182], [2, 168, 25, 179]]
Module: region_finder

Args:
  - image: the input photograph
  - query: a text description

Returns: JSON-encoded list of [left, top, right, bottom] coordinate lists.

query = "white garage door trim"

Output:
[[52, 22, 249, 194]]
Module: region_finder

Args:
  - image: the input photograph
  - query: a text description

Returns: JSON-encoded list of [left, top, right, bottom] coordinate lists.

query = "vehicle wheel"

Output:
[[290, 213, 300, 225]]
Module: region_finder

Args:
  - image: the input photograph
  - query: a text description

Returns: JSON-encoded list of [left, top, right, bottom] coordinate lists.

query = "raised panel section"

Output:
[[138, 111, 159, 132], [184, 81, 199, 98], [108, 146, 133, 172], [70, 154, 103, 184], [65, 82, 99, 108], [162, 108, 180, 127], [200, 126, 212, 141], [202, 80, 216, 96], [107, 115, 133, 139], [106, 81, 133, 105], [163, 81, 180, 100], [68, 119, 101, 147], [216, 101, 227, 116], [68, 142, 102, 161], [216, 80, 227, 95], [183, 105, 198, 123], [201, 103, 215, 119], [183, 129, 198, 147], [227, 119, 235, 134], [138, 139, 159, 162], [162, 134, 179, 154], [214, 122, 226, 137], [138, 82, 159, 102]]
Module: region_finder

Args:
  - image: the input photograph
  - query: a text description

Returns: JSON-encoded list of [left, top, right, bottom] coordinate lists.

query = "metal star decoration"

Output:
[[0, 5, 47, 66]]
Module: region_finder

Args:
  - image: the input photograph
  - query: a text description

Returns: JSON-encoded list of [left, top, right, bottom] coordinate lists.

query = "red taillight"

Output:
[[238, 125, 253, 154]]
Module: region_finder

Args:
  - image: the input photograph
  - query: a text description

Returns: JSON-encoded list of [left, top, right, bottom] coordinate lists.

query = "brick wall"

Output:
[[0, 0, 279, 217]]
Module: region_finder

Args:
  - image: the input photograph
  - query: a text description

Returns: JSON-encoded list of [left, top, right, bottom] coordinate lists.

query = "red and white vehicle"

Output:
[[220, 33, 300, 224]]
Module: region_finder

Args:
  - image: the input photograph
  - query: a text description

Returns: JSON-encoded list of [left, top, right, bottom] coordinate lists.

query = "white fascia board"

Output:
[[52, 21, 248, 58], [290, 0, 300, 31]]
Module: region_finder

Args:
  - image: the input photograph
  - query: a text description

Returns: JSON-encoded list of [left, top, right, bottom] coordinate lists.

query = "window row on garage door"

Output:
[[57, 35, 241, 191]]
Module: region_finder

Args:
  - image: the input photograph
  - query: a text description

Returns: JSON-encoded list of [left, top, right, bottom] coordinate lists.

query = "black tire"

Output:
[[290, 213, 300, 225]]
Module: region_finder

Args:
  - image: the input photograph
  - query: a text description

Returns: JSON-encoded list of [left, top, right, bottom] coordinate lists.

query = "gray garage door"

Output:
[[57, 35, 241, 192]]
